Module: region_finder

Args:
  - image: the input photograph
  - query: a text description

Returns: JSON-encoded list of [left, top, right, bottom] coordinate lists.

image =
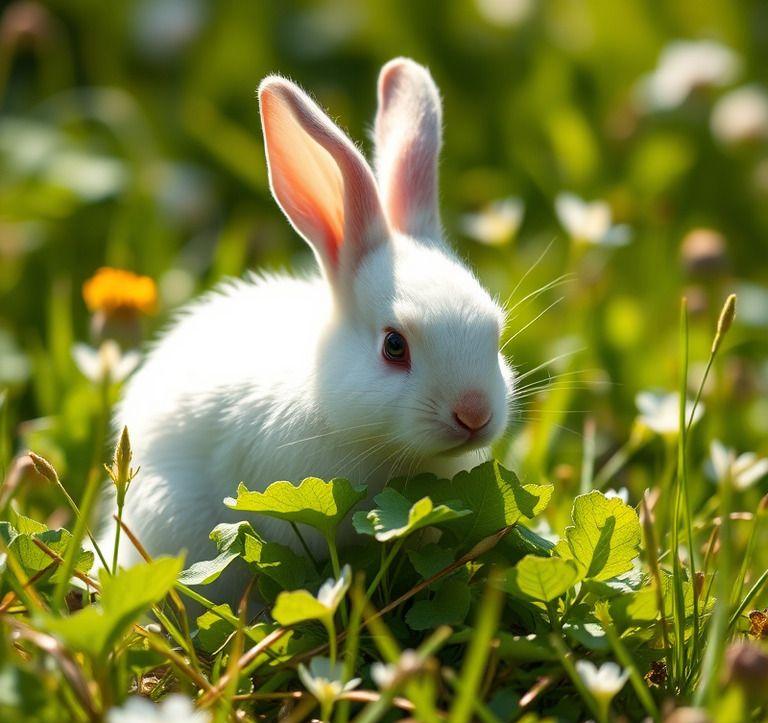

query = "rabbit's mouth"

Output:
[[435, 425, 496, 456]]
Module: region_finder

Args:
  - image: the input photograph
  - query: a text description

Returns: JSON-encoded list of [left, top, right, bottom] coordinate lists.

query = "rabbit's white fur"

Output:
[[97, 59, 513, 604]]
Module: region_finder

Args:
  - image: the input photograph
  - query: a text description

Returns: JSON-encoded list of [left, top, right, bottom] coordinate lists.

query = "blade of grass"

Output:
[[677, 298, 700, 681], [449, 571, 504, 723], [694, 464, 734, 706]]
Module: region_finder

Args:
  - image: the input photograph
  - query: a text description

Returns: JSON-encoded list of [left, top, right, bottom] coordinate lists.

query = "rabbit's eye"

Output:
[[382, 330, 410, 367]]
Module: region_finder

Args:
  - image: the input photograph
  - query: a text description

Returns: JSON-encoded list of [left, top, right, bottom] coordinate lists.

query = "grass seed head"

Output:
[[712, 293, 737, 354]]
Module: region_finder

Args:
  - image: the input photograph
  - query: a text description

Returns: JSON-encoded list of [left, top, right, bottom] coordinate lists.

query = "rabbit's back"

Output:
[[102, 273, 336, 577]]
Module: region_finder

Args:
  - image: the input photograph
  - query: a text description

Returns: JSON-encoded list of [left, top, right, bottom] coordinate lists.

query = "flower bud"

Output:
[[680, 229, 728, 277], [27, 452, 59, 485], [712, 293, 737, 355]]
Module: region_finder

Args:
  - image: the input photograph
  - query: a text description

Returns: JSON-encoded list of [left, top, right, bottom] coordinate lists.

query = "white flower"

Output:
[[635, 391, 703, 436], [555, 193, 631, 247], [639, 40, 741, 111], [107, 694, 211, 723], [709, 440, 768, 490], [370, 650, 421, 689], [575, 660, 628, 706], [316, 564, 351, 613], [298, 656, 361, 708], [475, 0, 533, 27], [461, 197, 524, 246], [72, 340, 141, 384], [604, 487, 629, 504], [711, 85, 768, 145]]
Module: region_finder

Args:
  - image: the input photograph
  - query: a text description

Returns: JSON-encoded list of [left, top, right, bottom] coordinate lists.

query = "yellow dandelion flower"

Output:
[[82, 267, 158, 316]]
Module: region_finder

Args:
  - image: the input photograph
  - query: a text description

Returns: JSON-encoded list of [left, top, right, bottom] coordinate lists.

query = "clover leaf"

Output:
[[352, 488, 470, 542], [505, 554, 581, 602], [225, 477, 367, 542], [559, 491, 641, 581], [396, 461, 553, 546]]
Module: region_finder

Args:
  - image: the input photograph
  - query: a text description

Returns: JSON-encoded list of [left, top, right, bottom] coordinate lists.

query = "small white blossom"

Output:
[[298, 656, 360, 708], [475, 0, 533, 27], [72, 340, 140, 384], [107, 694, 211, 723], [711, 85, 768, 145], [709, 440, 768, 490], [635, 391, 703, 436], [639, 40, 740, 111], [316, 564, 351, 613], [370, 650, 421, 689], [555, 193, 630, 247], [604, 487, 629, 504], [575, 660, 628, 706], [460, 197, 524, 246]]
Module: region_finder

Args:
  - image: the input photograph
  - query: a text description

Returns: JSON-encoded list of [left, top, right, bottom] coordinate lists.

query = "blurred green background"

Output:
[[1, 0, 767, 528]]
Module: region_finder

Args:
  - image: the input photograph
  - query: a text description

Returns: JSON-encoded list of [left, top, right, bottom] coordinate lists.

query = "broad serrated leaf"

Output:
[[352, 488, 470, 542], [42, 557, 183, 657], [225, 477, 367, 540], [405, 577, 471, 631], [561, 491, 641, 581], [396, 461, 552, 546], [505, 555, 580, 602]]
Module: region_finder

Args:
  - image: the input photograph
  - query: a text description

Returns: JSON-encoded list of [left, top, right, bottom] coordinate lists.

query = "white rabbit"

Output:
[[97, 58, 514, 603]]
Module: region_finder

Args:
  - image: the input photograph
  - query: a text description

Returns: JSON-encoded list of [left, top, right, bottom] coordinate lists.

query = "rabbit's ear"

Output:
[[259, 77, 388, 286], [374, 58, 443, 240]]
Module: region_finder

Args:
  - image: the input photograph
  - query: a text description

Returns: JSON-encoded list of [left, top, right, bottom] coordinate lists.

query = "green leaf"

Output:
[[405, 578, 471, 631], [561, 491, 641, 581], [271, 589, 330, 626], [243, 536, 309, 591], [225, 477, 367, 539], [178, 551, 240, 586], [396, 461, 552, 546], [408, 544, 455, 580], [505, 555, 580, 602], [196, 604, 238, 654], [41, 557, 183, 657], [11, 529, 93, 581], [353, 488, 470, 542], [563, 621, 610, 651]]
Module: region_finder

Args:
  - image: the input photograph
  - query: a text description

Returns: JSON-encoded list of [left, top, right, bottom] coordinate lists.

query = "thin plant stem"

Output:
[[732, 498, 767, 606], [111, 500, 123, 575], [694, 466, 733, 706], [677, 299, 700, 678], [448, 572, 503, 723], [728, 568, 768, 632], [52, 376, 111, 609], [365, 541, 403, 601]]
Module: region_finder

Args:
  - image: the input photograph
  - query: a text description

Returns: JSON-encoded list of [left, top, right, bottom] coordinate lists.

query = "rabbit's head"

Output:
[[259, 58, 513, 466]]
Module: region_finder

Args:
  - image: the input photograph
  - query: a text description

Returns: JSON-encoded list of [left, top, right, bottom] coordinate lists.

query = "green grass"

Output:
[[1, 1, 768, 721]]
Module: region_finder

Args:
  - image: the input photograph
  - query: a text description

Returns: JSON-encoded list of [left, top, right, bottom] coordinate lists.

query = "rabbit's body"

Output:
[[97, 59, 514, 604]]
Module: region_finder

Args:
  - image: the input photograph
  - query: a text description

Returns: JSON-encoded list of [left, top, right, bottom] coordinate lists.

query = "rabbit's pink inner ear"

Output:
[[375, 58, 442, 240], [260, 85, 345, 270]]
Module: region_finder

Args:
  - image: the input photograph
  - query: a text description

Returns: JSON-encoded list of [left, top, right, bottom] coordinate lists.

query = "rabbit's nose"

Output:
[[453, 390, 492, 433]]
